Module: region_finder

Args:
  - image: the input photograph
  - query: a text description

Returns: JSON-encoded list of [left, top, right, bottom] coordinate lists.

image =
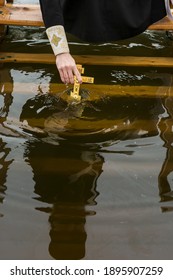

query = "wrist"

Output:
[[55, 52, 70, 57]]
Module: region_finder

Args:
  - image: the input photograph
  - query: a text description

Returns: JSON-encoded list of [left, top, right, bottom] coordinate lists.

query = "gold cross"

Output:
[[70, 64, 94, 101]]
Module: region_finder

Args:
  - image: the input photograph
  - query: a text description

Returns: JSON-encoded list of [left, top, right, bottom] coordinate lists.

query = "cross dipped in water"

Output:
[[70, 64, 94, 101]]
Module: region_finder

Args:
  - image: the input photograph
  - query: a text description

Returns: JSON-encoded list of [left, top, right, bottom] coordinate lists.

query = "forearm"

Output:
[[39, 0, 82, 84], [39, 0, 64, 28], [39, 0, 69, 55]]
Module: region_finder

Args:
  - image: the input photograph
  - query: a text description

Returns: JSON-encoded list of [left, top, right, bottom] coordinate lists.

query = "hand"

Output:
[[55, 53, 82, 84]]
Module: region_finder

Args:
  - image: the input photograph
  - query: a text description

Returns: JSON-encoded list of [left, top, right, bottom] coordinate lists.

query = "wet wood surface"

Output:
[[1, 82, 173, 100], [149, 16, 173, 30], [1, 52, 173, 68], [0, 4, 43, 26]]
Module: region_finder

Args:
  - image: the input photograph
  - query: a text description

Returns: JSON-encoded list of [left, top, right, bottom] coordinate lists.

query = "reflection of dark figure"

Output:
[[0, 91, 13, 121], [24, 141, 103, 259], [0, 138, 13, 210], [158, 95, 173, 212], [20, 92, 164, 142], [0, 66, 14, 130], [20, 91, 166, 259], [20, 93, 105, 259], [0, 67, 13, 118], [0, 67, 13, 213]]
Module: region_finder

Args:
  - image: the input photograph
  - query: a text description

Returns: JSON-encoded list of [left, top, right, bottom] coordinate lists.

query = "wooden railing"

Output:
[[0, 1, 43, 26]]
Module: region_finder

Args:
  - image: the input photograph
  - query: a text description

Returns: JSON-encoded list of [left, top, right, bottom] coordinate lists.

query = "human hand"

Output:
[[55, 53, 82, 84]]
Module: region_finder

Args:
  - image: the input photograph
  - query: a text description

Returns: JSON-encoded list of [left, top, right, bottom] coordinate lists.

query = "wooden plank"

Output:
[[49, 84, 173, 100], [71, 55, 173, 68], [1, 52, 173, 68], [0, 52, 55, 64], [0, 1, 5, 6], [1, 82, 173, 99], [149, 16, 173, 30], [0, 4, 43, 26]]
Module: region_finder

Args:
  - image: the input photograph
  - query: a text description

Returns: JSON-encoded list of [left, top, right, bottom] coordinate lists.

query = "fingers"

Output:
[[56, 53, 82, 84], [73, 67, 82, 84], [59, 67, 74, 84], [59, 65, 82, 84]]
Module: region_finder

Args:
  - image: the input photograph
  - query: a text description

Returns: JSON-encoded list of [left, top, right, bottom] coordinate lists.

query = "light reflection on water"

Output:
[[1, 1, 173, 260]]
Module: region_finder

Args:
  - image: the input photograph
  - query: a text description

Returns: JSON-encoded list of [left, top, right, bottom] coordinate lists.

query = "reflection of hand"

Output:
[[56, 53, 82, 84]]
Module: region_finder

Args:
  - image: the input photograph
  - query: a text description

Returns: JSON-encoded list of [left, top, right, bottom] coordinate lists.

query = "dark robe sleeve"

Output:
[[39, 0, 167, 44], [39, 0, 64, 29]]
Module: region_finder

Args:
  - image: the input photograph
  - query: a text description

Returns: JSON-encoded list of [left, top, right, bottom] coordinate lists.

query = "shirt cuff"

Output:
[[165, 0, 173, 20], [46, 25, 70, 56]]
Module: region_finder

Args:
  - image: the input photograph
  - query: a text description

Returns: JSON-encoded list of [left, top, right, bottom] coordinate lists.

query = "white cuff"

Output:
[[46, 25, 69, 56], [165, 0, 173, 20]]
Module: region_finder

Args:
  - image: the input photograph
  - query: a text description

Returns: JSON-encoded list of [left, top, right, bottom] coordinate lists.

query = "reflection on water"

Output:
[[158, 92, 173, 211], [25, 140, 103, 259], [0, 138, 13, 216], [19, 89, 163, 143], [1, 65, 173, 259], [1, 11, 173, 258], [0, 67, 14, 217]]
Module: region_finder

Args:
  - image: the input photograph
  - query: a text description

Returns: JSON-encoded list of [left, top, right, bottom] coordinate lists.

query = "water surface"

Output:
[[1, 0, 173, 260]]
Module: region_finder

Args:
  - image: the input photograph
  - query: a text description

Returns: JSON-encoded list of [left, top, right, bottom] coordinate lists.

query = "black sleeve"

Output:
[[39, 0, 64, 29]]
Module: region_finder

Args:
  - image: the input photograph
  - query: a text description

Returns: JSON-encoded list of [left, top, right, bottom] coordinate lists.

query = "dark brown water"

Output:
[[1, 1, 173, 260]]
